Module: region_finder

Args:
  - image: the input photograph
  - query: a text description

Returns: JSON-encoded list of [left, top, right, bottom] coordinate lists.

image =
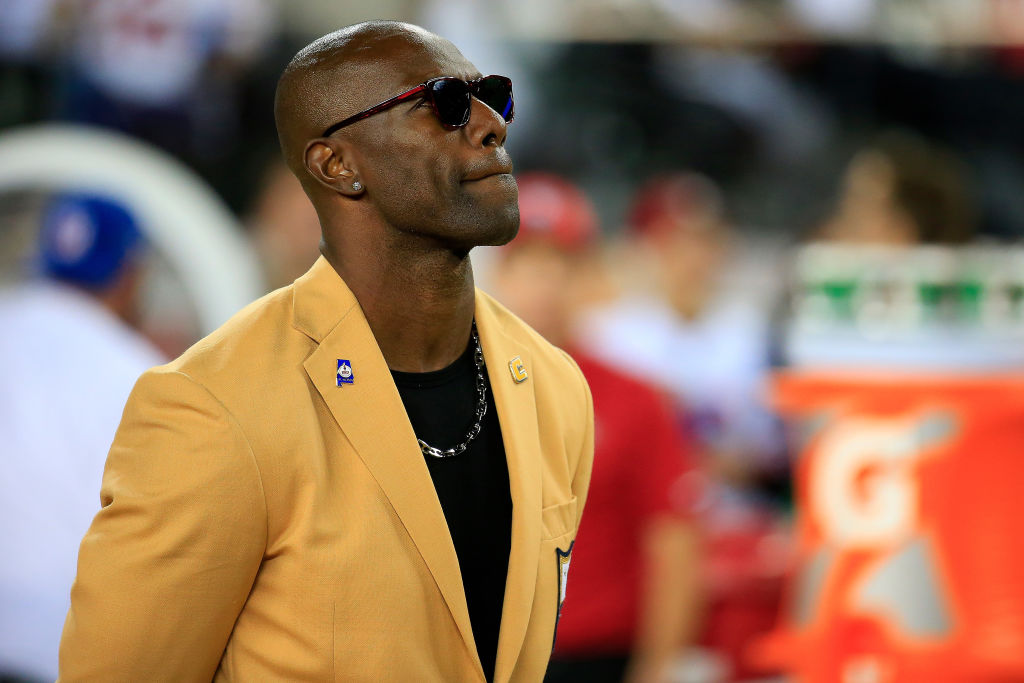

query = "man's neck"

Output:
[[322, 237, 477, 373]]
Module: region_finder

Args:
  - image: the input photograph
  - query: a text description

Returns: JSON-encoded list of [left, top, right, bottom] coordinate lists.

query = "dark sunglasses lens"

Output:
[[475, 76, 514, 122], [430, 79, 472, 127]]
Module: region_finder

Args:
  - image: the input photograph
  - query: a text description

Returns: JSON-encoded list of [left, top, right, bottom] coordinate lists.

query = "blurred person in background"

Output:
[[778, 130, 981, 369], [0, 193, 163, 682], [492, 173, 703, 683], [816, 130, 975, 246], [53, 0, 273, 161], [247, 158, 323, 290], [578, 174, 789, 680], [581, 173, 782, 493]]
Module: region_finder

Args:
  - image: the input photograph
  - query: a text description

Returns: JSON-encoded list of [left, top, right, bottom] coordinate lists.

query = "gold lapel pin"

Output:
[[508, 356, 528, 383]]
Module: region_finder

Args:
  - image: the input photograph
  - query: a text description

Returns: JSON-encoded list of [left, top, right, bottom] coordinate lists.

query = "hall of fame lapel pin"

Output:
[[336, 359, 354, 386], [508, 356, 528, 383]]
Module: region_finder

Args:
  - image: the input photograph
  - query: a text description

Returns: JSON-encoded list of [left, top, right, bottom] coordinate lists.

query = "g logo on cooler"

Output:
[[810, 414, 952, 548]]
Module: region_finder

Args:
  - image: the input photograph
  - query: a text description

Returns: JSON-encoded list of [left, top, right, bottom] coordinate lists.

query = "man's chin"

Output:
[[464, 177, 519, 245], [475, 206, 520, 247]]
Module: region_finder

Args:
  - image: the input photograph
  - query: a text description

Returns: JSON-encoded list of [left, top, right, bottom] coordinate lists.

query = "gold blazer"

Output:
[[58, 256, 594, 682]]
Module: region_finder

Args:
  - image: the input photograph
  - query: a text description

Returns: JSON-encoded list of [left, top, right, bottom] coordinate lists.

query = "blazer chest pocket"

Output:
[[541, 496, 577, 541], [536, 496, 578, 659]]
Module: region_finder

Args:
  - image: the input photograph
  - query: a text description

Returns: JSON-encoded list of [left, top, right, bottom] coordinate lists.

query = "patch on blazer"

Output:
[[336, 359, 354, 386], [552, 541, 574, 650]]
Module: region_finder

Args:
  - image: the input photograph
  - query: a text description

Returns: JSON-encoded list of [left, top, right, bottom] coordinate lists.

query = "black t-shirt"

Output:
[[391, 339, 512, 683]]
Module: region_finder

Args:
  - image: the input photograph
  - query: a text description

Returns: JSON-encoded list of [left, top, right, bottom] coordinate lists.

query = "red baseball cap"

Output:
[[627, 172, 724, 240], [511, 172, 598, 252]]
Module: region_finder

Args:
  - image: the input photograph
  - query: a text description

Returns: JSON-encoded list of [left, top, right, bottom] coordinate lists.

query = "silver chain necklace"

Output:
[[417, 323, 488, 459]]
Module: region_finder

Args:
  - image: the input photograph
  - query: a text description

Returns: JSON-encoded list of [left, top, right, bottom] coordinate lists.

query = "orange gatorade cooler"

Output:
[[752, 371, 1024, 683]]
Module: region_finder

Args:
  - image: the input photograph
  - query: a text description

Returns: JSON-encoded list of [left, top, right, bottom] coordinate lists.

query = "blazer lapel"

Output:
[[294, 258, 484, 680], [476, 295, 544, 683]]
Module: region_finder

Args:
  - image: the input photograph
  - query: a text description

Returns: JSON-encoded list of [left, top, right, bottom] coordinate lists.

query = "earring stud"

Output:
[[352, 182, 362, 191]]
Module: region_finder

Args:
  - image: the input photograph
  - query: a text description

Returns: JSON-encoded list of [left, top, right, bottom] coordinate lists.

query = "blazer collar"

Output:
[[295, 257, 543, 683], [476, 293, 544, 683], [292, 255, 356, 344]]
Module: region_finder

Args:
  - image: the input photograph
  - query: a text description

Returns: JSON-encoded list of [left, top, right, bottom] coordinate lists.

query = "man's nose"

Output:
[[464, 95, 508, 148]]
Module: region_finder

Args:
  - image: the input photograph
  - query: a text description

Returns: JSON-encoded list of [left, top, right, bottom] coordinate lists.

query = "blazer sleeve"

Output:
[[59, 368, 267, 682]]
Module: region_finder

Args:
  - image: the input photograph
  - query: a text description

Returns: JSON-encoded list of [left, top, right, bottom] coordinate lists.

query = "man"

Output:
[[490, 173, 702, 683], [580, 173, 780, 482], [0, 193, 163, 682], [579, 174, 786, 679], [58, 21, 594, 683]]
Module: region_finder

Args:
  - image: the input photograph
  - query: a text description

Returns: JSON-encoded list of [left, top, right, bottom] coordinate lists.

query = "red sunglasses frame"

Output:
[[321, 75, 514, 137]]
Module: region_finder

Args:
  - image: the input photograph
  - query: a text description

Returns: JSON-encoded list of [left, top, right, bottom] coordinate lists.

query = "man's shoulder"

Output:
[[162, 283, 305, 390]]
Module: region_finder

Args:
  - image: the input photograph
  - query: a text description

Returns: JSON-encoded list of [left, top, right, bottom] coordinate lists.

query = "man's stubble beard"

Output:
[[382, 186, 520, 252]]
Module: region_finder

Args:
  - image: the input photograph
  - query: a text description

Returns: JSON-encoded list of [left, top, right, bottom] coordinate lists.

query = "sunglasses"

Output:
[[321, 74, 514, 137]]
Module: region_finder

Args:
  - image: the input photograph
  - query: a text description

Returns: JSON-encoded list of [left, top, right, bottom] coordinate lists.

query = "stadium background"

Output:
[[3, 1, 1024, 682]]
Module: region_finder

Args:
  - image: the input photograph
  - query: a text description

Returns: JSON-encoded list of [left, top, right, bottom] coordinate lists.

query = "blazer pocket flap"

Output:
[[541, 496, 578, 540]]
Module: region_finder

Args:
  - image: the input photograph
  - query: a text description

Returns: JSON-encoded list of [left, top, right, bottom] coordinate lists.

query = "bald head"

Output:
[[272, 21, 518, 257], [274, 21, 464, 184]]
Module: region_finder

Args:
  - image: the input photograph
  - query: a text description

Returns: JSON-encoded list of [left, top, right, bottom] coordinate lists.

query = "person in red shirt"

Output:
[[489, 172, 704, 683]]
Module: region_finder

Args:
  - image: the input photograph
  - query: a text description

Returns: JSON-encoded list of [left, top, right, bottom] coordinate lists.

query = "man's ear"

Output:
[[304, 138, 365, 197]]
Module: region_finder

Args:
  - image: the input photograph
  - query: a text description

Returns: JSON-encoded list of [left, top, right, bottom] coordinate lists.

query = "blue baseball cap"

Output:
[[39, 193, 145, 289]]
